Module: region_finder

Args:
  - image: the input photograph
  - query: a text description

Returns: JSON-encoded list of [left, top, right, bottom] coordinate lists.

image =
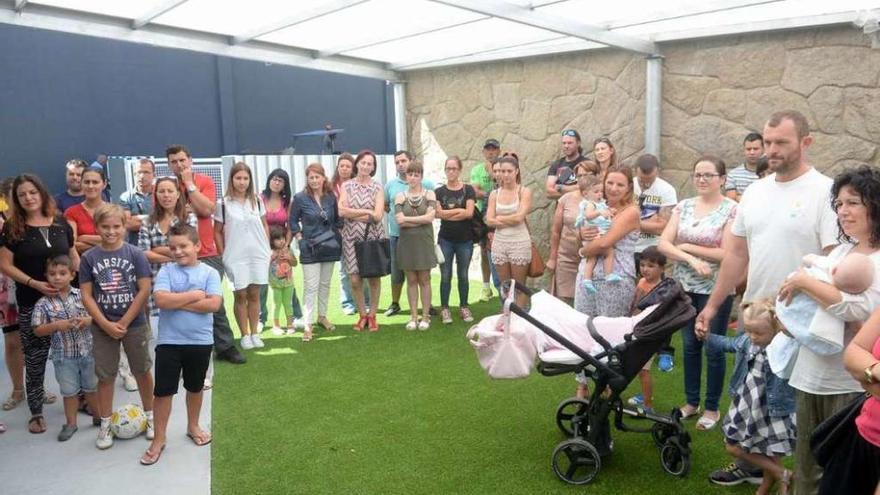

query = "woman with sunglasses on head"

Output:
[[487, 153, 532, 307], [64, 168, 108, 254], [547, 160, 601, 305], [658, 156, 738, 431], [593, 137, 619, 177], [289, 164, 341, 342], [259, 169, 304, 334], [0, 174, 79, 433], [138, 177, 198, 326]]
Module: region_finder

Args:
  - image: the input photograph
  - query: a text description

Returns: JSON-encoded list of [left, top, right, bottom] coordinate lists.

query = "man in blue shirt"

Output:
[[383, 150, 434, 317], [119, 158, 155, 245], [54, 159, 88, 212]]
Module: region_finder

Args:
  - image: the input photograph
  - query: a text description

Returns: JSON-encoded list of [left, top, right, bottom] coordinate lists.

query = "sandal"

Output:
[[28, 415, 47, 434], [302, 328, 313, 342], [317, 317, 336, 332], [43, 390, 57, 405], [140, 444, 166, 465], [368, 315, 379, 332], [2, 390, 24, 411], [778, 468, 794, 495], [353, 315, 367, 332], [696, 412, 720, 430], [679, 405, 701, 420]]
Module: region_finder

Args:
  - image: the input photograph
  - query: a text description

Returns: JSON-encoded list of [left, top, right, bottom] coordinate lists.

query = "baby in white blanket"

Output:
[[770, 252, 874, 377]]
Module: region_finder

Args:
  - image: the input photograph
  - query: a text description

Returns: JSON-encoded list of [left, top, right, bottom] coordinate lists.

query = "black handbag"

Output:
[[810, 392, 869, 467], [471, 206, 489, 243], [354, 222, 391, 278], [305, 228, 341, 261]]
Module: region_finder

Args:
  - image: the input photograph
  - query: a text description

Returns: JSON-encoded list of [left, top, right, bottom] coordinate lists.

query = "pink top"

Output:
[[261, 194, 289, 228], [856, 337, 880, 447]]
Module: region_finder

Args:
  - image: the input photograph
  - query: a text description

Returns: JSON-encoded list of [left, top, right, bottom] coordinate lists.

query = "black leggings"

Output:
[[18, 305, 51, 416]]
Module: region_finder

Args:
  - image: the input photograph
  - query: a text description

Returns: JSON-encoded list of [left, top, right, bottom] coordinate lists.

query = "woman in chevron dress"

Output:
[[338, 150, 386, 331]]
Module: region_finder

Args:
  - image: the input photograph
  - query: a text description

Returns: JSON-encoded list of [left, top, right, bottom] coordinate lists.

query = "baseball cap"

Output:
[[483, 138, 500, 149]]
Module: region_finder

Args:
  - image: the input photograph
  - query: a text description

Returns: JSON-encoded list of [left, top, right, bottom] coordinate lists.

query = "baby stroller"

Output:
[[501, 278, 696, 485]]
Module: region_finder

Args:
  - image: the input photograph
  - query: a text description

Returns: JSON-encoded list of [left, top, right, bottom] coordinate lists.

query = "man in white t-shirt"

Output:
[[697, 110, 855, 494]]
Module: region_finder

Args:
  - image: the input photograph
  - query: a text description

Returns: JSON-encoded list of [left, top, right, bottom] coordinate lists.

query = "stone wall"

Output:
[[405, 25, 880, 254]]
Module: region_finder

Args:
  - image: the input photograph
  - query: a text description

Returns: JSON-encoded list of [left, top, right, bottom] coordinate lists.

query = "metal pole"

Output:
[[645, 55, 663, 157], [392, 81, 408, 151]]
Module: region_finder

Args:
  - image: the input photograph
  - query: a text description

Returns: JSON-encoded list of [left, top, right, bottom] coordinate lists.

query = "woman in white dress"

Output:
[[213, 162, 271, 350]]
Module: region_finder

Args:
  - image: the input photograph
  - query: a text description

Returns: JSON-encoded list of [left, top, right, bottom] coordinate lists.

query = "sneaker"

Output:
[[251, 334, 265, 348], [384, 303, 401, 317], [293, 318, 306, 330], [418, 318, 430, 331], [58, 424, 78, 442], [121, 372, 138, 392], [627, 394, 645, 406], [582, 279, 597, 294], [145, 416, 155, 440], [342, 306, 357, 316], [285, 327, 297, 336], [479, 287, 493, 302], [709, 462, 763, 486], [240, 335, 254, 350], [440, 308, 453, 325], [460, 307, 474, 323], [271, 326, 285, 336], [658, 353, 674, 372], [96, 425, 114, 450]]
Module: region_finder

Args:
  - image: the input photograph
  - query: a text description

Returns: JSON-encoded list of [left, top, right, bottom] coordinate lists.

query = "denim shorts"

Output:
[[53, 355, 98, 396]]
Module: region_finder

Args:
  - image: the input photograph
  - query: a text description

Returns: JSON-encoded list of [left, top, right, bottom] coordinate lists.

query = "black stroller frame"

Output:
[[501, 279, 697, 485]]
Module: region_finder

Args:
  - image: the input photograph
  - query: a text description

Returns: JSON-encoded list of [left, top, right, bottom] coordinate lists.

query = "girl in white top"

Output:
[[486, 154, 532, 307], [214, 162, 271, 350]]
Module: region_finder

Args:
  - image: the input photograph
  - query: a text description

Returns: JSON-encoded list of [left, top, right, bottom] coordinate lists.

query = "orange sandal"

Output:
[[353, 315, 367, 332], [368, 315, 379, 332]]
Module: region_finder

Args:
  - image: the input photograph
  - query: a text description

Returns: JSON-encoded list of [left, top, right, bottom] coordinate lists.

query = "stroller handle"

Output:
[[505, 301, 628, 391], [587, 318, 613, 352]]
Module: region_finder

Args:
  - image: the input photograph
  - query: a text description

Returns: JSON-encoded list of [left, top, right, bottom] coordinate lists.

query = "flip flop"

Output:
[[696, 414, 719, 431], [140, 444, 166, 465], [187, 431, 212, 446], [28, 415, 47, 434]]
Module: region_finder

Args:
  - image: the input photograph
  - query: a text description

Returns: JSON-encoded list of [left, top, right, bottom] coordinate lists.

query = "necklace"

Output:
[[38, 227, 52, 248], [406, 189, 424, 208]]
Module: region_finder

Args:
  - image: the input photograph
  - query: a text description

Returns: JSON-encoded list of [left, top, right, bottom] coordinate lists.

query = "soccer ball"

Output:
[[110, 403, 147, 439]]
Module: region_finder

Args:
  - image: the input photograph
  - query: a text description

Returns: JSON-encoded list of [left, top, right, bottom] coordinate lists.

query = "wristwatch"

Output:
[[186, 183, 197, 193], [865, 362, 880, 384]]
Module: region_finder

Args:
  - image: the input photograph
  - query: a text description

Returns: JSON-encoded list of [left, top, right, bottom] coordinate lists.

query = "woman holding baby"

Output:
[[777, 164, 880, 495]]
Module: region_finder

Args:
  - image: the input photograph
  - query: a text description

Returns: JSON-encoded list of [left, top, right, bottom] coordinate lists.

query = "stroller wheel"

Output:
[[555, 398, 590, 437], [551, 438, 601, 485], [651, 423, 675, 449], [659, 440, 690, 477]]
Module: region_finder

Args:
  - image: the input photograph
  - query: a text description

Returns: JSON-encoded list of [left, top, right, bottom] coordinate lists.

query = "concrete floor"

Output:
[[0, 337, 211, 495]]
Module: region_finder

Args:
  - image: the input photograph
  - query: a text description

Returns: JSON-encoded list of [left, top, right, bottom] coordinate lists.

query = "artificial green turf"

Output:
[[212, 275, 755, 495]]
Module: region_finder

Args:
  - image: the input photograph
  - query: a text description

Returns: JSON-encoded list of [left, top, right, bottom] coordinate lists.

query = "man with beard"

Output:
[[545, 129, 585, 200], [54, 159, 89, 212], [697, 110, 841, 492]]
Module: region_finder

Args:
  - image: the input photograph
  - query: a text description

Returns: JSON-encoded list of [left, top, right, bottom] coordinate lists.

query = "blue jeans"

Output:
[[439, 238, 474, 308], [339, 260, 370, 311], [260, 284, 302, 323], [681, 292, 734, 412]]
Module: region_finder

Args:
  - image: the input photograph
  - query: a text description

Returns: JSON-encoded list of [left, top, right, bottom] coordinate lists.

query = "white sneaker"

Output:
[[271, 326, 285, 336], [240, 335, 254, 350], [250, 334, 265, 348], [418, 319, 430, 331], [121, 372, 138, 392], [293, 318, 306, 329], [285, 327, 297, 336], [96, 425, 114, 450], [145, 414, 155, 440]]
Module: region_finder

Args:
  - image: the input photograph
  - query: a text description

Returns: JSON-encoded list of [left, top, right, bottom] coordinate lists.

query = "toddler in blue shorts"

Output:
[[32, 254, 98, 441]]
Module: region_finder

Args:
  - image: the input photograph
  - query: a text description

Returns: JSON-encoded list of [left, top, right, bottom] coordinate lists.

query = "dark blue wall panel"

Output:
[[0, 24, 394, 194]]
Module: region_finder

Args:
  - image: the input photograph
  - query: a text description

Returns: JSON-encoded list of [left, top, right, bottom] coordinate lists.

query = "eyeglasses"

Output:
[[444, 167, 460, 171], [692, 173, 721, 181]]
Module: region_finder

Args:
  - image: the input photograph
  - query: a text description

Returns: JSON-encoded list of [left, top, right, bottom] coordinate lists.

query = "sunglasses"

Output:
[[562, 129, 579, 138]]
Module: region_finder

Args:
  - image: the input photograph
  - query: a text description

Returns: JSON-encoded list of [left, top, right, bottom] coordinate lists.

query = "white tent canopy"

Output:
[[2, 0, 879, 80]]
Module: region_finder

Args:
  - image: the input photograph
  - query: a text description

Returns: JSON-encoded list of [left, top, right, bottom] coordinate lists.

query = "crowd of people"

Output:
[[0, 109, 878, 493]]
